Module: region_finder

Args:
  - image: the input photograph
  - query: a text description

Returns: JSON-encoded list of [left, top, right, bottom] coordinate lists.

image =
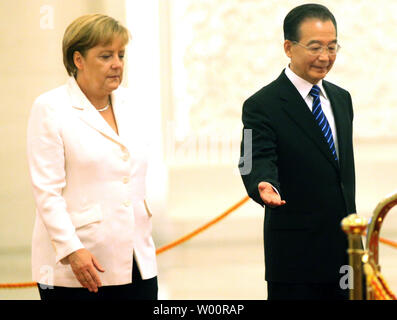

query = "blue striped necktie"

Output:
[[309, 85, 338, 161]]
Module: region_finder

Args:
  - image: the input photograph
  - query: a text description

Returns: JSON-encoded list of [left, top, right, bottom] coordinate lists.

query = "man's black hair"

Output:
[[283, 3, 337, 41]]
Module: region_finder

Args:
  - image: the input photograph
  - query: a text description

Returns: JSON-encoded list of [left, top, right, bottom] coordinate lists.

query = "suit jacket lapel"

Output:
[[67, 77, 127, 149], [109, 89, 127, 141], [277, 71, 339, 169], [323, 80, 348, 171]]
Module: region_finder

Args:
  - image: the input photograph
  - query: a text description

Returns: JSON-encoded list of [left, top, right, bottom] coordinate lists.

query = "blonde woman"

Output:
[[27, 14, 157, 300]]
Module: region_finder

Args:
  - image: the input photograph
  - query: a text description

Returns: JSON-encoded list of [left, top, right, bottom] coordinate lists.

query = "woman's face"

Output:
[[74, 36, 125, 96]]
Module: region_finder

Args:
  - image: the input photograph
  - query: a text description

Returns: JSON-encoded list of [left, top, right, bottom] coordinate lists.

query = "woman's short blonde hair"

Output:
[[62, 14, 130, 76]]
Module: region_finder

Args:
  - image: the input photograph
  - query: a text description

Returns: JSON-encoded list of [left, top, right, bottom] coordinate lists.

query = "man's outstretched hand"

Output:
[[258, 182, 286, 208]]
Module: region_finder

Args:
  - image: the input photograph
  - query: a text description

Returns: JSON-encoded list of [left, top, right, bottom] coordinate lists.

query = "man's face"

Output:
[[284, 19, 337, 84]]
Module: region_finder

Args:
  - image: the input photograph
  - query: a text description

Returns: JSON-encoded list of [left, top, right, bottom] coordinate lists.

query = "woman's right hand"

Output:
[[66, 248, 105, 292]]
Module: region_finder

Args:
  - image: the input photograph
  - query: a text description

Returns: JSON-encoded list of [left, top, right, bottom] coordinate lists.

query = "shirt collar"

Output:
[[67, 76, 118, 111], [285, 65, 328, 101]]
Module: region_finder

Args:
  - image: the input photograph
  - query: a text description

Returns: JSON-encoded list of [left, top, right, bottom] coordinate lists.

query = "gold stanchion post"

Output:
[[341, 214, 368, 300]]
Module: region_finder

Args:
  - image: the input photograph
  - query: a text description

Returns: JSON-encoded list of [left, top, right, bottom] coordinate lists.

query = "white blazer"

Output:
[[27, 77, 157, 287]]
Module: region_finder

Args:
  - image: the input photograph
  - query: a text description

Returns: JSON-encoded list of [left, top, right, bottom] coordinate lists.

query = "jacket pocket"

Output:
[[69, 204, 103, 229], [268, 212, 313, 230]]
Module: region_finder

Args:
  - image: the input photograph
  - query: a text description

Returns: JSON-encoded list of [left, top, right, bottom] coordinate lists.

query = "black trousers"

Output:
[[38, 257, 158, 300], [267, 281, 349, 300]]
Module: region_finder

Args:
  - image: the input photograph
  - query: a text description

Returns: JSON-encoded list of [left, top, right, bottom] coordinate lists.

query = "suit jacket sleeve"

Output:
[[239, 97, 280, 207], [27, 97, 84, 263]]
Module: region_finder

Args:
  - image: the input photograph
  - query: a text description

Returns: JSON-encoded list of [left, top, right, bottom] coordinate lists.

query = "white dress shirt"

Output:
[[285, 65, 339, 157]]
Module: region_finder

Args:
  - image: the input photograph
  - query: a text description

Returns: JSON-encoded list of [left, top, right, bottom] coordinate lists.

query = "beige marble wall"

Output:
[[168, 0, 397, 148]]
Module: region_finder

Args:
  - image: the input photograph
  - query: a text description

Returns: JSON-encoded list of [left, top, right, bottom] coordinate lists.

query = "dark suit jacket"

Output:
[[239, 70, 356, 283]]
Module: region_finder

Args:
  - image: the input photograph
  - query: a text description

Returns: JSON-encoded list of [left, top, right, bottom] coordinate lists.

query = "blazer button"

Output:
[[123, 200, 131, 207]]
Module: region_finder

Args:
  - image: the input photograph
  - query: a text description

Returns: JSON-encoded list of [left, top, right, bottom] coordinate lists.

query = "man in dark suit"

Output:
[[238, 4, 356, 300]]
